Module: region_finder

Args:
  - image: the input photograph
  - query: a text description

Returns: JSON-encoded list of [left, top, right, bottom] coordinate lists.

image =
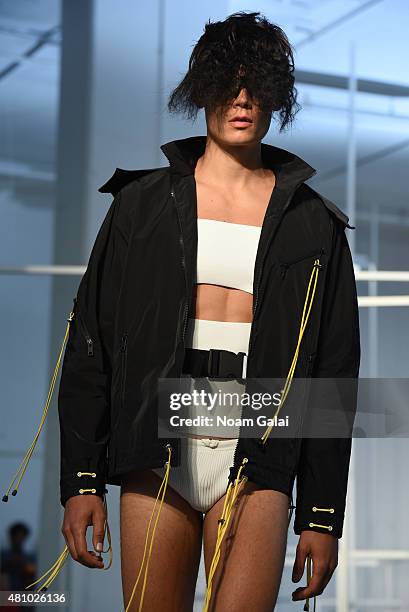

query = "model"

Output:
[[3, 10, 360, 612]]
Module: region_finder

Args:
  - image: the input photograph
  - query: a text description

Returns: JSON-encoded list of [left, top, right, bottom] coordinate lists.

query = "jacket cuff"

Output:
[[60, 470, 107, 508], [294, 504, 344, 539]]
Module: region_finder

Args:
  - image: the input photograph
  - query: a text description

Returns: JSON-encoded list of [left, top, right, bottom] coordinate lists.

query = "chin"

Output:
[[222, 130, 259, 147]]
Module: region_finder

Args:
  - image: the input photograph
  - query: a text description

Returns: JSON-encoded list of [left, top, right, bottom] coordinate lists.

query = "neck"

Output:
[[195, 134, 271, 187]]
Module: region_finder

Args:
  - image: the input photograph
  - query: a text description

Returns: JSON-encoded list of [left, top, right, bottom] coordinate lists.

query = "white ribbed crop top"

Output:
[[196, 218, 262, 294]]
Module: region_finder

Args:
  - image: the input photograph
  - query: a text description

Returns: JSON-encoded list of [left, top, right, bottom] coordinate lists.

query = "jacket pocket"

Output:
[[278, 248, 325, 279], [73, 297, 94, 356]]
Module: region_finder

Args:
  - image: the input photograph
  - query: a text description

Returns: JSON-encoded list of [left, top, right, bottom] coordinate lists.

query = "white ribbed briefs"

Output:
[[152, 436, 238, 513], [151, 317, 250, 512]]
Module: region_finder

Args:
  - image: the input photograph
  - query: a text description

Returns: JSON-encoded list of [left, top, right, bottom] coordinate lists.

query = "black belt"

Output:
[[182, 347, 247, 380]]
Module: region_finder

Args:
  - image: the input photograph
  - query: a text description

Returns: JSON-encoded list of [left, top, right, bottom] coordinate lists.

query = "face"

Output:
[[204, 87, 272, 148]]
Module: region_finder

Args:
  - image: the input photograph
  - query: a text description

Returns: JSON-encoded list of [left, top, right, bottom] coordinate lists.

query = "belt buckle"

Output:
[[240, 353, 247, 379], [236, 352, 247, 382]]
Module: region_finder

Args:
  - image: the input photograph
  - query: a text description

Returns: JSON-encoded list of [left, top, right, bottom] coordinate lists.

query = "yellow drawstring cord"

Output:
[[303, 553, 316, 611], [0, 305, 113, 591], [25, 546, 70, 591], [202, 457, 249, 612], [201, 259, 322, 612], [259, 258, 322, 445], [259, 259, 321, 611], [100, 494, 113, 570], [2, 309, 74, 503], [125, 443, 172, 612], [288, 497, 317, 612], [24, 490, 113, 591]]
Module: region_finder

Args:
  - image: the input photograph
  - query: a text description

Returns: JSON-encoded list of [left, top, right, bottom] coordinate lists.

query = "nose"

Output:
[[233, 87, 252, 108]]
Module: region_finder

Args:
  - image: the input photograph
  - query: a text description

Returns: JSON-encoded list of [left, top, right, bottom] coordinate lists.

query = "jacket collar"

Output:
[[160, 135, 317, 183]]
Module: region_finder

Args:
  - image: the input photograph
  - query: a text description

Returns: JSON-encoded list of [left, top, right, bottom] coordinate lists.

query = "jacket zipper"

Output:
[[73, 297, 94, 356], [279, 247, 325, 279], [171, 187, 189, 345], [120, 334, 128, 408]]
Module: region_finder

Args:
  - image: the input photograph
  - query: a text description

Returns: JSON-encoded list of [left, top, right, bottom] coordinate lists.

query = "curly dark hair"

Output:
[[167, 10, 301, 133]]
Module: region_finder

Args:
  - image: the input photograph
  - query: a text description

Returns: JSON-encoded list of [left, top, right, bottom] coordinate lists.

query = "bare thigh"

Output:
[[203, 481, 290, 612], [120, 469, 203, 612]]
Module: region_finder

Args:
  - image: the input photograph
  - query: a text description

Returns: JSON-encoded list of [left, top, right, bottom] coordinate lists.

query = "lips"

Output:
[[228, 116, 253, 129], [229, 116, 252, 123]]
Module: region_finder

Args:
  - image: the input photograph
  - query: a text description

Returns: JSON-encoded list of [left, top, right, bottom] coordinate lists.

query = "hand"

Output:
[[61, 495, 106, 568], [291, 530, 338, 602]]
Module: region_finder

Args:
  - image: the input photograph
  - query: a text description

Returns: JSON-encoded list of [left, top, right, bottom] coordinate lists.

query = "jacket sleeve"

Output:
[[58, 188, 130, 508], [293, 218, 361, 539]]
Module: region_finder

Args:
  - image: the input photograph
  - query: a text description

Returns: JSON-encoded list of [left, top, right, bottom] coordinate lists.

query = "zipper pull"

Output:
[[74, 297, 94, 356], [86, 338, 94, 356], [120, 334, 128, 351]]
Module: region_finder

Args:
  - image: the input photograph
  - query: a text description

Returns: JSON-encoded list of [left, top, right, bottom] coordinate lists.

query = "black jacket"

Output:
[[58, 135, 360, 539]]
